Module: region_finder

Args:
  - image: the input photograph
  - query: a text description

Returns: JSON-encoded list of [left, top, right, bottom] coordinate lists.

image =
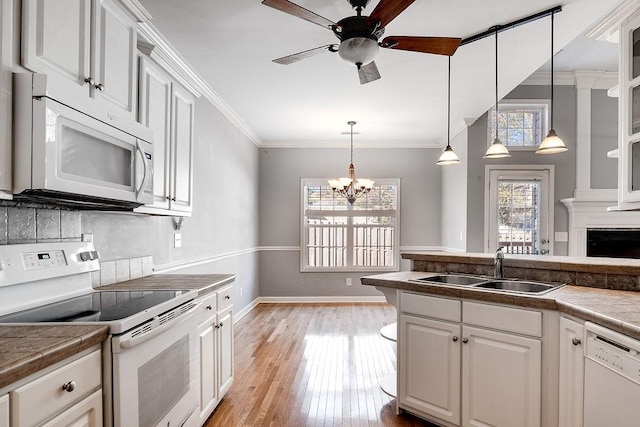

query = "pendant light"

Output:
[[328, 121, 374, 204], [536, 11, 568, 154], [437, 56, 461, 166], [484, 28, 511, 159]]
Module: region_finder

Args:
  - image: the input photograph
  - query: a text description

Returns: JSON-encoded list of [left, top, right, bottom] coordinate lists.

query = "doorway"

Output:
[[485, 166, 554, 255]]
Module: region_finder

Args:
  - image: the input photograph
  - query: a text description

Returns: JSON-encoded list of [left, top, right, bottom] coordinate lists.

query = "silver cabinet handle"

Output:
[[62, 381, 76, 392], [84, 77, 94, 85], [206, 305, 212, 310], [224, 295, 231, 300], [95, 83, 104, 91], [219, 322, 224, 328], [572, 337, 581, 346], [462, 338, 469, 344], [452, 336, 458, 342]]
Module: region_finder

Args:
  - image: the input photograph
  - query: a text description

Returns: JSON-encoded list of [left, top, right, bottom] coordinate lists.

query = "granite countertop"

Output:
[[362, 271, 640, 341], [99, 273, 236, 296], [0, 273, 235, 391], [0, 325, 109, 389]]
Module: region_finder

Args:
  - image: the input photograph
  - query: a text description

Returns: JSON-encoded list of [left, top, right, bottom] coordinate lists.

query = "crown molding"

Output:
[[437, 118, 478, 147], [522, 71, 618, 89], [137, 22, 263, 147], [585, 0, 640, 41], [259, 140, 442, 149]]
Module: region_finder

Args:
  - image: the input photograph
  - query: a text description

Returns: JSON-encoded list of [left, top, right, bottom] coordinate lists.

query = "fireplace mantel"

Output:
[[562, 190, 640, 256]]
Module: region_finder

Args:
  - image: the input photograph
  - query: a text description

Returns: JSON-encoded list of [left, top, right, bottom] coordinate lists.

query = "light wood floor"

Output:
[[205, 303, 435, 427]]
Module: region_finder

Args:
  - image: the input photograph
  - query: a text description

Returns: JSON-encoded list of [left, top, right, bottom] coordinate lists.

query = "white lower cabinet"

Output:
[[0, 394, 8, 426], [197, 285, 234, 425], [558, 316, 585, 427], [9, 349, 102, 427], [398, 292, 542, 427]]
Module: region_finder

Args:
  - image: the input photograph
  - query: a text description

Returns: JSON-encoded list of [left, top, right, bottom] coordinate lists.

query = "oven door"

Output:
[[30, 97, 153, 204], [111, 302, 200, 427]]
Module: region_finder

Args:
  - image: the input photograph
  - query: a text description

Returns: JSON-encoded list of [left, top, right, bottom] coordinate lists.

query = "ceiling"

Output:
[[137, 0, 622, 147]]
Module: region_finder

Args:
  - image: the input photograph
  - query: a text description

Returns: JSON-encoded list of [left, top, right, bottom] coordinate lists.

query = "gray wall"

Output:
[[591, 89, 618, 189], [466, 85, 577, 255], [441, 128, 469, 251], [258, 147, 441, 297]]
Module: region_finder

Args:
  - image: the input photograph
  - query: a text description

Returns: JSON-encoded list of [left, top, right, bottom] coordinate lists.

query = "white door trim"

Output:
[[484, 165, 555, 255]]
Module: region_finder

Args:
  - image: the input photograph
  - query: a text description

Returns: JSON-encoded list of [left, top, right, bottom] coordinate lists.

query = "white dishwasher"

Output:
[[584, 321, 640, 427]]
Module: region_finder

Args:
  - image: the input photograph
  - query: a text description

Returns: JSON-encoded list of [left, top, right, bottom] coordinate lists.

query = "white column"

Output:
[[574, 72, 597, 196]]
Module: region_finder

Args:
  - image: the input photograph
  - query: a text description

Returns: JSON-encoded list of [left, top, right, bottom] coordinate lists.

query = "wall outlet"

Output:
[[345, 278, 352, 286], [555, 232, 568, 242], [174, 232, 182, 248], [82, 233, 93, 243], [240, 288, 243, 297]]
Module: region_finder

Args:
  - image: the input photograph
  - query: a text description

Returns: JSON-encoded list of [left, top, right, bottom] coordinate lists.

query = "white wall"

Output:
[[258, 147, 441, 297], [440, 127, 469, 252]]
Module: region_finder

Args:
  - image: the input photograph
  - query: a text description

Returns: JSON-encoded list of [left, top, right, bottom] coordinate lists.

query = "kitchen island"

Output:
[[361, 252, 640, 427]]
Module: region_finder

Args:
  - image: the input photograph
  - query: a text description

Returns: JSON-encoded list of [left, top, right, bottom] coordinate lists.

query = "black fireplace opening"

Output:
[[587, 229, 640, 259]]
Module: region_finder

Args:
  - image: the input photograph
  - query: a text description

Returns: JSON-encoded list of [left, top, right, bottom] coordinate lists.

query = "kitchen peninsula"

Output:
[[362, 252, 640, 427]]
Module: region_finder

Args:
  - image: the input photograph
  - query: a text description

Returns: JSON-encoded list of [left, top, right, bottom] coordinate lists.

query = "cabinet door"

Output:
[[0, 0, 11, 193], [40, 390, 102, 427], [198, 321, 218, 421], [558, 317, 585, 427], [217, 306, 234, 398], [0, 394, 8, 427], [91, 0, 137, 117], [138, 56, 172, 210], [170, 83, 195, 213], [462, 325, 541, 427], [398, 314, 461, 425], [21, 0, 91, 103]]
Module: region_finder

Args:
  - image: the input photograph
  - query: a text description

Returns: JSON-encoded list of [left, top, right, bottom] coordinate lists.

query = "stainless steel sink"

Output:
[[413, 274, 488, 286], [473, 280, 560, 295], [412, 275, 564, 295]]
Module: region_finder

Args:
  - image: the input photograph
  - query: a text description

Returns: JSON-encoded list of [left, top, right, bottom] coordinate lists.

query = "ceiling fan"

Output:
[[262, 0, 462, 84]]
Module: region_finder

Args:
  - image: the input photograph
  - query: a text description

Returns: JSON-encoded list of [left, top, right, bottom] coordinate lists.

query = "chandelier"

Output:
[[328, 121, 374, 204]]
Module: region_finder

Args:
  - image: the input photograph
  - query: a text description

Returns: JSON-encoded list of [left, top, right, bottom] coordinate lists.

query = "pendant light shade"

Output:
[[438, 56, 461, 166], [536, 11, 567, 155], [484, 28, 510, 159]]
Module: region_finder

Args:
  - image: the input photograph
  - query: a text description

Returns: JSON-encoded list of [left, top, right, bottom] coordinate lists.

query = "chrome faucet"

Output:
[[494, 247, 505, 278]]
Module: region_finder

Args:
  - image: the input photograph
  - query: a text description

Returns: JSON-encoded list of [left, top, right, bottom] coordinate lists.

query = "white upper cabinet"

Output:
[[21, 0, 142, 121], [617, 10, 640, 209], [135, 56, 195, 216], [0, 0, 12, 194]]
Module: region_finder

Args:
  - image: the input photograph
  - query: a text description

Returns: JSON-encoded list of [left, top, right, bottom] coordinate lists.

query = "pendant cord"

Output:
[[447, 56, 451, 147], [550, 11, 555, 130], [350, 122, 354, 163], [494, 29, 499, 140]]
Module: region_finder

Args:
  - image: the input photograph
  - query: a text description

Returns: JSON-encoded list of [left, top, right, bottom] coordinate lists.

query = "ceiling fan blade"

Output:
[[358, 61, 381, 84], [380, 36, 461, 56], [273, 44, 338, 65], [262, 0, 336, 30], [367, 0, 415, 29]]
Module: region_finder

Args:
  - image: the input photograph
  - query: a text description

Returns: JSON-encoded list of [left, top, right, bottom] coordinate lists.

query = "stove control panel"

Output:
[[22, 250, 67, 270]]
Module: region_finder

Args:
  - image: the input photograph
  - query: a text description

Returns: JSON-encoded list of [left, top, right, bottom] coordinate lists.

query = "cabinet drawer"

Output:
[[198, 292, 217, 324], [463, 301, 542, 337], [40, 389, 102, 427], [0, 394, 8, 427], [400, 292, 461, 322], [217, 285, 233, 312], [11, 350, 101, 427]]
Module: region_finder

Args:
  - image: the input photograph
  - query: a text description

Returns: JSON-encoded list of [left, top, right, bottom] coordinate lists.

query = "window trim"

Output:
[[300, 178, 400, 273], [487, 99, 551, 151]]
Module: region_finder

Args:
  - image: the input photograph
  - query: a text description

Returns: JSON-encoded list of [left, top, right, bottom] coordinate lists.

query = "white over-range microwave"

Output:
[[13, 73, 153, 209]]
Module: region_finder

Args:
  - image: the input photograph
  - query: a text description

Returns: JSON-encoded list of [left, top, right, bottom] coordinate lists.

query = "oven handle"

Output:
[[117, 302, 200, 350]]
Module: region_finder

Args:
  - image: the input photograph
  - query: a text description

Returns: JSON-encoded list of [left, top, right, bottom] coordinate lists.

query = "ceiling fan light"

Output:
[[437, 145, 461, 165], [484, 137, 511, 159], [536, 129, 567, 154], [338, 37, 379, 66]]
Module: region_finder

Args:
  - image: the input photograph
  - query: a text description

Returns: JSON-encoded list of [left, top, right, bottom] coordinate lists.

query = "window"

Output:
[[487, 100, 549, 149], [301, 178, 399, 272]]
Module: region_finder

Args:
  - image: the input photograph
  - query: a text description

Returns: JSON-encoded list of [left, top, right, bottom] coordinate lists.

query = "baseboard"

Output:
[[257, 296, 387, 303], [233, 297, 260, 324]]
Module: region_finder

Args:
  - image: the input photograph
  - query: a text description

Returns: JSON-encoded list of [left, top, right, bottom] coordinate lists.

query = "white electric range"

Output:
[[0, 241, 201, 427]]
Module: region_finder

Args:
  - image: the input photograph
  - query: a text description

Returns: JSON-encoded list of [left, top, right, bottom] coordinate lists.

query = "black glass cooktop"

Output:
[[0, 290, 191, 323]]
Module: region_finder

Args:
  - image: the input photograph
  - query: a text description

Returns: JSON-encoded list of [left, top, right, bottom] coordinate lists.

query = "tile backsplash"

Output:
[[3, 206, 154, 286]]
